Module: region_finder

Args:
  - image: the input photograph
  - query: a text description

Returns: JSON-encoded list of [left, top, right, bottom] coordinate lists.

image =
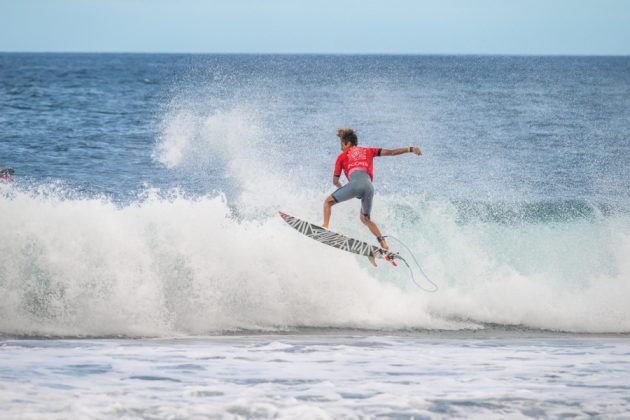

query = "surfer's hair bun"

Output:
[[337, 128, 358, 146]]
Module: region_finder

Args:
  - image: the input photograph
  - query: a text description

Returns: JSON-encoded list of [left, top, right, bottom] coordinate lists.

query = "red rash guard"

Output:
[[333, 146, 382, 181]]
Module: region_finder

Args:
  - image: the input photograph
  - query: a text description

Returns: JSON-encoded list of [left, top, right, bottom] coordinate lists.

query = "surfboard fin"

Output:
[[367, 253, 377, 267], [384, 254, 398, 267]]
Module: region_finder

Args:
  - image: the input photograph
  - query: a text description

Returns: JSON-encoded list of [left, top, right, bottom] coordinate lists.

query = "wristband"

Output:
[[408, 147, 412, 153]]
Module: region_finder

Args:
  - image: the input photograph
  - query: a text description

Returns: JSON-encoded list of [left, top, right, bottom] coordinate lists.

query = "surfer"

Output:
[[323, 129, 421, 250], [0, 168, 15, 181]]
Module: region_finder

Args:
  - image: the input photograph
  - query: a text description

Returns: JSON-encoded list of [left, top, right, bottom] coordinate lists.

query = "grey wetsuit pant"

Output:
[[331, 170, 374, 218]]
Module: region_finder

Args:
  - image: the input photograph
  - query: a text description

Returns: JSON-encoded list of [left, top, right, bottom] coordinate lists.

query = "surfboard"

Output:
[[278, 211, 401, 266]]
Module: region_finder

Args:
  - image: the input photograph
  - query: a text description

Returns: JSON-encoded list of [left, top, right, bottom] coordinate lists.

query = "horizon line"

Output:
[[2, 51, 629, 57]]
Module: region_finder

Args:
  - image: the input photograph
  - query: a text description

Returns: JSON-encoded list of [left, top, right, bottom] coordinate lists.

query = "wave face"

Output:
[[2, 103, 629, 336], [1, 54, 629, 336]]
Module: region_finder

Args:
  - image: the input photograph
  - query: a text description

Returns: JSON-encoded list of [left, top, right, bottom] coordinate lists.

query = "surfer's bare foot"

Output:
[[377, 236, 389, 250]]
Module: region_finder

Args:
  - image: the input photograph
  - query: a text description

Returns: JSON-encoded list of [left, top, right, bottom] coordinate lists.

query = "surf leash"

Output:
[[385, 235, 438, 293]]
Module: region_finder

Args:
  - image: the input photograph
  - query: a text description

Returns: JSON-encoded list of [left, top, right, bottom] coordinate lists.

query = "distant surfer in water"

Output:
[[323, 129, 421, 250], [0, 168, 15, 181]]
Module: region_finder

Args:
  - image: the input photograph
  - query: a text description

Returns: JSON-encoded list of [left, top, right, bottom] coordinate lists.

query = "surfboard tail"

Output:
[[384, 254, 398, 267]]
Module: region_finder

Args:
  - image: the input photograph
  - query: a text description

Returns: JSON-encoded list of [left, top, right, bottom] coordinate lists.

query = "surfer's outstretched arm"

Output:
[[379, 147, 422, 156]]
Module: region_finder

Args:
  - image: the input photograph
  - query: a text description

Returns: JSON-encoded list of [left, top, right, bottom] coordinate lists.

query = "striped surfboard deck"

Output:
[[278, 211, 400, 264]]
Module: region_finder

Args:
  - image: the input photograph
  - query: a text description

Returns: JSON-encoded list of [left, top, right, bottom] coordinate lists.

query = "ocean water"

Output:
[[1, 53, 629, 418]]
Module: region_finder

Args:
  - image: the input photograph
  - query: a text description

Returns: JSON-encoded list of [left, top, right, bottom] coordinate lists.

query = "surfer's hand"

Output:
[[412, 147, 422, 156]]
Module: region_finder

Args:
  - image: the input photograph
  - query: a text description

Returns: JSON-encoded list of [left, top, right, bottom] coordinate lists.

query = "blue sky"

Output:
[[1, 0, 629, 54]]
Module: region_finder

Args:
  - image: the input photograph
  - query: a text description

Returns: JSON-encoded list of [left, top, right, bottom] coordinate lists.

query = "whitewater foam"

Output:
[[1, 183, 629, 336]]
